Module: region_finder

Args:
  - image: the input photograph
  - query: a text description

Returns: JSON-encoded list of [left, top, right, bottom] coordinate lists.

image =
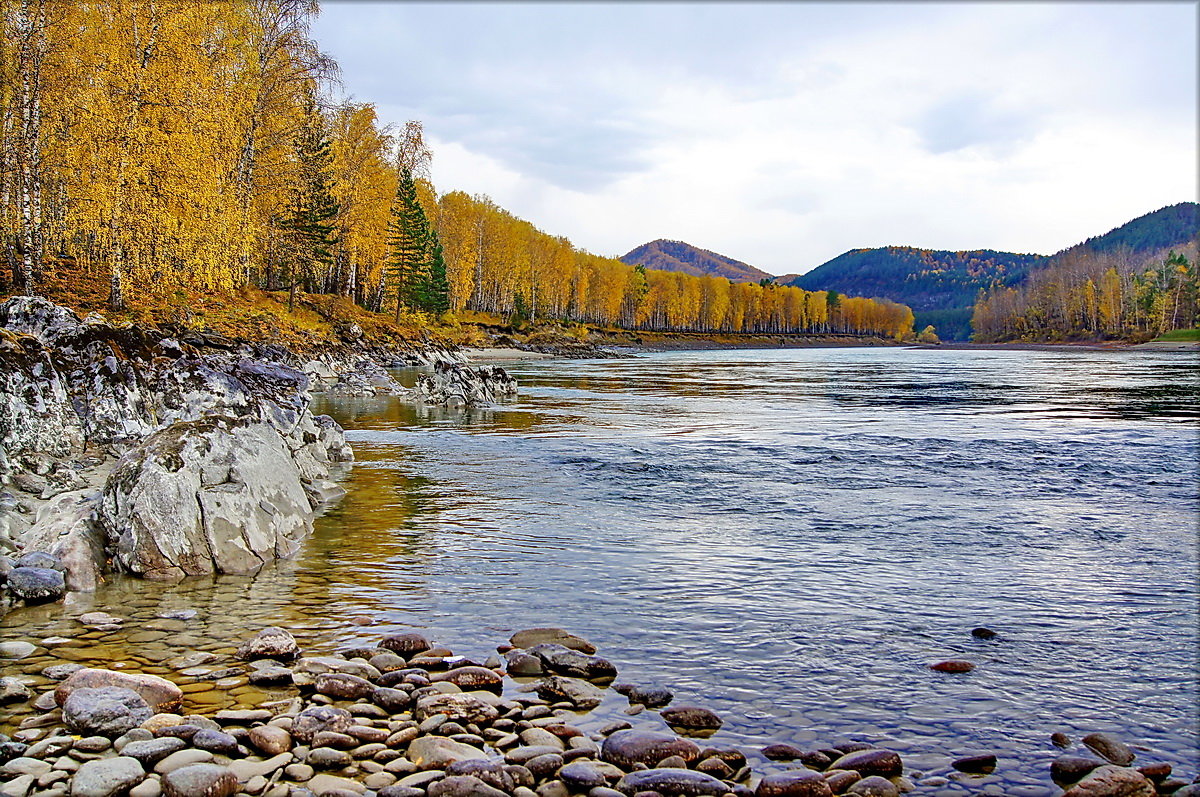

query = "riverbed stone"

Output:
[[616, 768, 730, 797], [601, 731, 700, 769], [160, 763, 237, 797], [755, 771, 833, 797], [227, 753, 291, 782], [826, 750, 902, 779], [0, 641, 37, 659], [380, 633, 431, 658], [307, 773, 367, 795], [6, 567, 65, 602], [70, 756, 145, 797], [1061, 765, 1155, 797], [510, 629, 596, 654], [414, 693, 501, 725], [1082, 733, 1136, 766], [247, 725, 291, 755], [154, 750, 213, 775], [120, 738, 188, 767], [659, 707, 721, 734], [928, 660, 974, 674], [56, 669, 183, 714], [526, 645, 617, 682], [235, 627, 299, 661], [62, 687, 153, 737], [535, 677, 604, 710], [1053, 756, 1107, 784], [951, 753, 997, 774], [428, 775, 509, 797], [0, 678, 31, 704], [431, 667, 504, 691], [844, 776, 898, 797], [290, 706, 354, 744], [407, 737, 487, 770]]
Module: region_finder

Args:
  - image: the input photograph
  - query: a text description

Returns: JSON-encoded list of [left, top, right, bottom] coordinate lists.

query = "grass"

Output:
[[1151, 328, 1200, 342]]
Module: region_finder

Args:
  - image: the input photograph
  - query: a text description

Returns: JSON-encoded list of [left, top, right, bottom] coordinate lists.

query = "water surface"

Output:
[[4, 347, 1197, 794]]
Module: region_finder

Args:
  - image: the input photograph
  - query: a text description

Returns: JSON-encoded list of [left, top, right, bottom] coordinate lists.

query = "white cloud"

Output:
[[313, 2, 1197, 275]]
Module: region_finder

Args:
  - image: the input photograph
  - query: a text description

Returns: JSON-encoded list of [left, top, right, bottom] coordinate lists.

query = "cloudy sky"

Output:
[[313, 2, 1197, 277]]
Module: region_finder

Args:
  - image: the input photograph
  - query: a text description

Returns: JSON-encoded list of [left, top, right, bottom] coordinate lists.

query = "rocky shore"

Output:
[[0, 297, 515, 608], [1, 622, 1193, 797]]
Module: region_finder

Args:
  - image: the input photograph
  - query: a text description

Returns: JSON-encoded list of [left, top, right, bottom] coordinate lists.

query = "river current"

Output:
[[3, 347, 1197, 794]]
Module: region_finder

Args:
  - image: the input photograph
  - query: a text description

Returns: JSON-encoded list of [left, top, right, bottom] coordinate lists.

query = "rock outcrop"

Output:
[[0, 297, 355, 600], [416, 362, 517, 407]]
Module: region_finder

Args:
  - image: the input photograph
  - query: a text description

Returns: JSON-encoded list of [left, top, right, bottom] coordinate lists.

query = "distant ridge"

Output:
[[621, 239, 773, 283]]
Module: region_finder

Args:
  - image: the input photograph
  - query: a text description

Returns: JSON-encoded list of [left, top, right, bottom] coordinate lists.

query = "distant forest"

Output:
[[0, 0, 913, 339], [972, 203, 1199, 342], [783, 247, 1045, 340]]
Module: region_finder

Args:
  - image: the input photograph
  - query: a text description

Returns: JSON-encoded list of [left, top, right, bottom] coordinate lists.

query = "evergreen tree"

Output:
[[385, 166, 448, 317], [280, 87, 339, 309]]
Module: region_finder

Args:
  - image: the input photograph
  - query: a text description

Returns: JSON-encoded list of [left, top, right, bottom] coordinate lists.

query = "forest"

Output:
[[971, 204, 1200, 342], [0, 0, 914, 340]]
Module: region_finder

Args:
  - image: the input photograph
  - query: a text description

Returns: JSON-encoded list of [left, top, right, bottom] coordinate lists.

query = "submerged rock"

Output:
[[62, 687, 153, 737], [56, 668, 183, 713]]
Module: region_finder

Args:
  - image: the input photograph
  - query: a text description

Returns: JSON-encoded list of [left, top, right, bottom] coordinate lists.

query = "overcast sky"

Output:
[[313, 2, 1197, 276]]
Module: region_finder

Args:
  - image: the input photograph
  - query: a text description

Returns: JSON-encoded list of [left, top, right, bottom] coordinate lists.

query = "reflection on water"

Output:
[[3, 347, 1197, 792]]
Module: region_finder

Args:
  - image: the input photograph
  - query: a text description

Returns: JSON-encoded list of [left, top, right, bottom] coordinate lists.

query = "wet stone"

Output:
[[826, 750, 903, 779], [42, 663, 85, 682], [601, 731, 700, 769], [845, 776, 898, 797], [823, 770, 861, 794], [951, 754, 997, 774], [247, 725, 291, 756], [234, 628, 299, 662], [756, 770, 833, 797], [290, 706, 354, 744], [659, 707, 721, 734], [617, 768, 731, 797], [380, 633, 431, 657], [308, 747, 353, 769], [1052, 757, 1107, 785], [62, 687, 153, 738], [120, 738, 188, 767], [1082, 733, 1136, 766], [70, 756, 146, 797], [154, 750, 214, 775], [510, 629, 596, 655], [160, 763, 238, 797], [428, 775, 510, 797], [189, 730, 239, 755], [1061, 765, 1155, 797], [928, 661, 974, 674]]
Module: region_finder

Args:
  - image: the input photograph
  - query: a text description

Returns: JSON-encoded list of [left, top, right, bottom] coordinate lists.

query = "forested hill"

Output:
[[971, 202, 1200, 342], [1053, 202, 1199, 258], [621, 240, 774, 283], [780, 247, 1046, 340]]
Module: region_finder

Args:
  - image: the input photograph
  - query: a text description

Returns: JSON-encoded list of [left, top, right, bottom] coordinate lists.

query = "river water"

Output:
[[2, 347, 1197, 794]]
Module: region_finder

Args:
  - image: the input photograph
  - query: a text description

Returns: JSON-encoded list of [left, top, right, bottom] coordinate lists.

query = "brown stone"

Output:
[[55, 668, 182, 713], [601, 730, 700, 769], [826, 750, 902, 779], [1061, 765, 1155, 797], [929, 660, 974, 673], [430, 666, 504, 691], [756, 770, 833, 797]]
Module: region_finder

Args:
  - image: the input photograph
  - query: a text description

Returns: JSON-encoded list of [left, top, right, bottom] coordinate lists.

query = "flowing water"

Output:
[[3, 347, 1198, 794]]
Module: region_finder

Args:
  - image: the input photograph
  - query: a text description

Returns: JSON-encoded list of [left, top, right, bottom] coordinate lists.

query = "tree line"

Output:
[[1, 0, 914, 339], [971, 244, 1199, 342]]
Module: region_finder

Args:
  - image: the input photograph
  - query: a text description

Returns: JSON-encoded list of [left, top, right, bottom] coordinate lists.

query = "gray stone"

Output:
[[227, 753, 291, 782], [55, 668, 183, 714], [6, 567, 65, 602], [305, 773, 367, 795], [407, 737, 488, 770], [154, 750, 213, 775], [235, 628, 299, 661], [0, 641, 37, 659], [290, 706, 354, 744], [616, 769, 731, 797], [0, 677, 31, 704], [535, 677, 604, 710], [160, 763, 237, 797], [429, 775, 510, 797], [659, 707, 721, 734], [62, 687, 153, 737], [845, 776, 899, 797], [414, 693, 501, 725], [247, 725, 291, 755], [189, 730, 238, 755], [70, 756, 145, 797], [308, 747, 352, 769], [1, 758, 51, 778], [120, 738, 188, 767]]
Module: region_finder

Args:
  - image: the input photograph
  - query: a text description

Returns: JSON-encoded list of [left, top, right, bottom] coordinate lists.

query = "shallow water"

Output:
[[3, 347, 1198, 793]]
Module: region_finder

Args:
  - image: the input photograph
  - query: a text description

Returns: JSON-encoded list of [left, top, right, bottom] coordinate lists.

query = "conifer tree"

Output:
[[424, 234, 450, 315], [280, 86, 339, 309], [385, 166, 435, 319]]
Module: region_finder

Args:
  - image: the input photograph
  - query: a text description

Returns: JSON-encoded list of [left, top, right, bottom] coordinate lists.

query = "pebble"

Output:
[[160, 763, 237, 797]]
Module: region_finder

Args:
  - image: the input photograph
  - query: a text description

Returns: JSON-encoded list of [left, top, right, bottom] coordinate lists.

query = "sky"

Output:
[[312, 1, 1198, 277]]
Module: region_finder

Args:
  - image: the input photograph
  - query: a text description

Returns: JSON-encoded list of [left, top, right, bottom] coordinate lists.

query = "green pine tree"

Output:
[[385, 167, 432, 319], [281, 87, 340, 310], [424, 234, 451, 315]]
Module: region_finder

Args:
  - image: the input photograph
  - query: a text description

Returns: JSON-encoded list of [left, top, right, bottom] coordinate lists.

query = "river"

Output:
[[3, 347, 1197, 794]]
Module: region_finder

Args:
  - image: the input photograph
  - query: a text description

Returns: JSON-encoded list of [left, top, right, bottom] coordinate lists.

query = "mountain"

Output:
[[778, 202, 1200, 340], [621, 239, 773, 283], [1051, 202, 1199, 259], [780, 248, 1046, 340]]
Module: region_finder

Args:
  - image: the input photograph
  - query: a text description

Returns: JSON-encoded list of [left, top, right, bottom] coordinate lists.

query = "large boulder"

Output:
[[0, 327, 84, 468], [55, 668, 183, 713], [5, 566, 66, 602], [18, 490, 105, 591], [62, 687, 152, 737], [98, 415, 313, 578]]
